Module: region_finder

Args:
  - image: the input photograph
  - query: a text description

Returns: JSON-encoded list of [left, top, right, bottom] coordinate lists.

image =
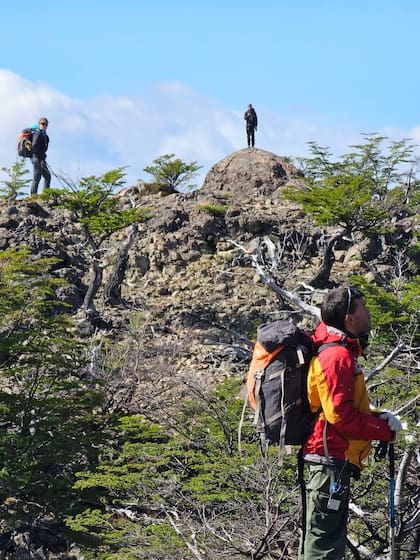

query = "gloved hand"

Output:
[[379, 412, 403, 433]]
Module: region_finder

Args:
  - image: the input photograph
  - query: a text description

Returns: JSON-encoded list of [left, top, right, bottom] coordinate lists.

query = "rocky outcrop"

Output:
[[202, 148, 303, 196], [0, 148, 417, 398]]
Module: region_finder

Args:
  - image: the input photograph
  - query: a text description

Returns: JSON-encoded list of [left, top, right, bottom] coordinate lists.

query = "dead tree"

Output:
[[310, 232, 343, 288], [82, 224, 103, 323], [103, 224, 138, 306], [83, 256, 103, 322]]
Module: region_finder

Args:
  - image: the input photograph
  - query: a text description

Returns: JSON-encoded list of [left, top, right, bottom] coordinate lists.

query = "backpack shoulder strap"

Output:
[[316, 340, 348, 461], [317, 341, 345, 354]]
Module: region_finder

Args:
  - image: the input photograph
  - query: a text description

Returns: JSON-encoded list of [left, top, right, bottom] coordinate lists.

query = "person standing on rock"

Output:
[[244, 104, 257, 148], [31, 117, 51, 196]]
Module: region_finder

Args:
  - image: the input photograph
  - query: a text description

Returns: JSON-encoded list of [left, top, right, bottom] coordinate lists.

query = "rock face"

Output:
[[202, 148, 303, 196], [0, 148, 417, 410]]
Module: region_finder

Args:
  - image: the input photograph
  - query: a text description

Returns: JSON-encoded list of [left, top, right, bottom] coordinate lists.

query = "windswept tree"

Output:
[[0, 161, 31, 201], [41, 168, 152, 322], [0, 247, 108, 520], [284, 134, 418, 287], [66, 378, 304, 559], [143, 153, 202, 193]]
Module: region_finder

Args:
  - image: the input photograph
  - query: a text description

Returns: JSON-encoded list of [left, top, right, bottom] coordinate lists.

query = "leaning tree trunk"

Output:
[[310, 232, 344, 288], [83, 258, 103, 322], [103, 224, 138, 306], [395, 446, 419, 560], [82, 227, 104, 323]]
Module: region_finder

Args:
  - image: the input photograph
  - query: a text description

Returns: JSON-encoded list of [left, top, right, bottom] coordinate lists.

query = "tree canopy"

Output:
[[284, 134, 418, 233], [143, 153, 202, 193], [41, 168, 152, 319], [0, 247, 108, 516], [0, 161, 30, 201]]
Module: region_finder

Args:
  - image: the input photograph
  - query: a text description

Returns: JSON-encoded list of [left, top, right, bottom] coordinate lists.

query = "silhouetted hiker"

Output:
[[31, 117, 51, 195], [244, 104, 257, 147]]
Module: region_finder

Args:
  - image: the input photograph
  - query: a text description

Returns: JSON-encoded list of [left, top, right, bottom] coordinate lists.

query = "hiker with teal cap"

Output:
[[30, 117, 50, 195]]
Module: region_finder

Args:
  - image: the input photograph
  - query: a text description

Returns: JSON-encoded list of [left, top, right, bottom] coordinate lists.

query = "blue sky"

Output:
[[1, 0, 419, 191]]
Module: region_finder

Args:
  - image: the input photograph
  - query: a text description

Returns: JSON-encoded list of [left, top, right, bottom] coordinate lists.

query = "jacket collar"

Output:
[[314, 322, 363, 357]]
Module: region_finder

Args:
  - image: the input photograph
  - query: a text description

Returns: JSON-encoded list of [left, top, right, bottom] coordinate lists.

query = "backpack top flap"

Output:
[[256, 320, 300, 353], [247, 321, 312, 411]]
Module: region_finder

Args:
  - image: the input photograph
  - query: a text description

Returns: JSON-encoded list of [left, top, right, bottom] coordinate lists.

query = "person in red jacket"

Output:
[[299, 286, 402, 560]]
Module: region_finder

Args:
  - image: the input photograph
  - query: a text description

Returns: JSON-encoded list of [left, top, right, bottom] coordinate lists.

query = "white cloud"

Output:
[[406, 125, 420, 147], [0, 69, 418, 197]]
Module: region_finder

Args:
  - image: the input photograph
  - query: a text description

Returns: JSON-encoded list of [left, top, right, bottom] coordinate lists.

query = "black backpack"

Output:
[[245, 321, 316, 461], [16, 128, 34, 158], [242, 319, 342, 464]]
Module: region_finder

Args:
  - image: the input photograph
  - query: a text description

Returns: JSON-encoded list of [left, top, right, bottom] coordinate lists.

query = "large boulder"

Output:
[[201, 148, 303, 196]]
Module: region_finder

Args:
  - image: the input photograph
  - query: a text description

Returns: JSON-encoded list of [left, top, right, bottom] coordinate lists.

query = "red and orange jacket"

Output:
[[303, 322, 394, 471]]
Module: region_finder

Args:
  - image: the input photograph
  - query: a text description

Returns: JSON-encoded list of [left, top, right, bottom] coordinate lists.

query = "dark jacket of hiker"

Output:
[[31, 128, 49, 159], [244, 107, 257, 129], [30, 118, 51, 195]]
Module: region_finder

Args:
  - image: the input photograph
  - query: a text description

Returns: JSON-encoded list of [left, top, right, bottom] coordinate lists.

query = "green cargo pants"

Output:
[[298, 463, 351, 560]]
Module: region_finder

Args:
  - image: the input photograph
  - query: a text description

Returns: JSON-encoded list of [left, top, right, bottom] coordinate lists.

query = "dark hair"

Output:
[[320, 286, 364, 331]]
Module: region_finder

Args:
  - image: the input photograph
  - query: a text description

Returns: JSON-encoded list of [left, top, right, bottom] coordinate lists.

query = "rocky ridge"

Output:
[[0, 148, 416, 414]]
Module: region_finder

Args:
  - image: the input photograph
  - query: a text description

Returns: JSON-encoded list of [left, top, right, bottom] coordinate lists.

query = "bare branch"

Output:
[[185, 310, 254, 348], [229, 239, 321, 319], [366, 342, 420, 382], [163, 507, 205, 560], [365, 343, 406, 381], [394, 394, 420, 416]]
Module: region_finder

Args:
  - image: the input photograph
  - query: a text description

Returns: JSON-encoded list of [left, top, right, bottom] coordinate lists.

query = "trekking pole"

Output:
[[389, 443, 396, 560], [45, 161, 60, 181], [45, 162, 72, 190]]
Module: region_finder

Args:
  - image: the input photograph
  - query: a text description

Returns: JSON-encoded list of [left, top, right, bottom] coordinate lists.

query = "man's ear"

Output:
[[343, 313, 355, 333]]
